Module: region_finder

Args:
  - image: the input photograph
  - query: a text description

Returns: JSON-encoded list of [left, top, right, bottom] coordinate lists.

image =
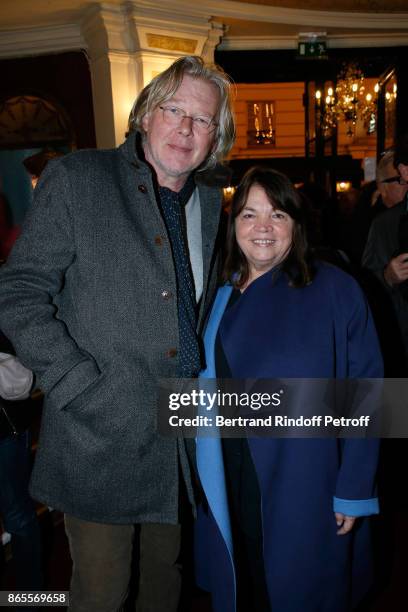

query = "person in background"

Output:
[[23, 149, 64, 190], [343, 150, 405, 267], [196, 166, 383, 612], [348, 180, 381, 264], [1, 151, 64, 261], [376, 149, 408, 211], [363, 140, 408, 366], [0, 150, 64, 597], [0, 183, 20, 261], [0, 327, 43, 596], [0, 148, 67, 603], [0, 55, 235, 612], [362, 138, 408, 597]]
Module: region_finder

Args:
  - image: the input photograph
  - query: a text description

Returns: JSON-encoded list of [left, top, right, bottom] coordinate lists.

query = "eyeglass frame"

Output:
[[158, 105, 218, 133]]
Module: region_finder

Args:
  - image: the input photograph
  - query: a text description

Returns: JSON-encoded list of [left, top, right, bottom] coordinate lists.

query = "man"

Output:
[[376, 149, 408, 210], [0, 55, 235, 611], [362, 143, 408, 363]]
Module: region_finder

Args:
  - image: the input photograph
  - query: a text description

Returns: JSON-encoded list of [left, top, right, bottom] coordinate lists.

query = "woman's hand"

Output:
[[335, 512, 356, 535]]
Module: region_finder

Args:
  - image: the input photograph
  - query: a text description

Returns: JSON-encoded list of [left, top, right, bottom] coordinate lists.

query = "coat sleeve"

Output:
[[334, 282, 383, 516], [0, 161, 100, 405], [362, 220, 385, 282], [362, 214, 397, 294]]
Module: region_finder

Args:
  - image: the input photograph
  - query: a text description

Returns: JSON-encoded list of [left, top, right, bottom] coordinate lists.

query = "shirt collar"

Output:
[[157, 172, 195, 207]]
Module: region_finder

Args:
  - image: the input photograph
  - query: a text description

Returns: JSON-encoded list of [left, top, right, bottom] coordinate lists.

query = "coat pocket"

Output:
[[47, 357, 102, 412]]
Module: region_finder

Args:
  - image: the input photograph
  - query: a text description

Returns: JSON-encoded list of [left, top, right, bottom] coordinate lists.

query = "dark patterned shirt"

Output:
[[158, 176, 201, 377]]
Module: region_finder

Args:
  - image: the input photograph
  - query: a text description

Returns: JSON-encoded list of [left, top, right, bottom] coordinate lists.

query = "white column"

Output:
[[82, 2, 227, 149], [82, 5, 137, 148]]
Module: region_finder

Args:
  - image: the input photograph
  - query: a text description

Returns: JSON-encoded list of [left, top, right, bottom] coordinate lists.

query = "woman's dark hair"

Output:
[[222, 166, 315, 288]]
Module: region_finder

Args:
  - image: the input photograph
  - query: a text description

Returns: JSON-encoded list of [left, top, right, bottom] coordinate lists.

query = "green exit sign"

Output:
[[298, 41, 328, 59]]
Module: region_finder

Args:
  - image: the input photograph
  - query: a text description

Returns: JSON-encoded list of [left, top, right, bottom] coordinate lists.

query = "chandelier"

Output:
[[316, 63, 379, 137]]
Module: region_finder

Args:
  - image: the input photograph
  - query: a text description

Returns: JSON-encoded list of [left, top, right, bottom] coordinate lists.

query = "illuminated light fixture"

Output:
[[223, 186, 236, 205], [316, 63, 380, 137], [223, 186, 236, 196], [336, 181, 352, 192], [385, 83, 397, 104]]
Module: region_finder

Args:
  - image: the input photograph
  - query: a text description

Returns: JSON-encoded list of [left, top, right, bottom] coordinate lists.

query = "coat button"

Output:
[[155, 235, 163, 246], [138, 184, 147, 193], [161, 290, 173, 300], [167, 348, 178, 358]]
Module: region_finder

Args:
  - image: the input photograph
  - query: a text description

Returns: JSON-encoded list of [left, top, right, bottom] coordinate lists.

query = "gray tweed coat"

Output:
[[0, 132, 222, 523]]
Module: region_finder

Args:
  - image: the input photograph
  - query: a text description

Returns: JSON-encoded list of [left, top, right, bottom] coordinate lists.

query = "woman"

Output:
[[195, 167, 383, 612]]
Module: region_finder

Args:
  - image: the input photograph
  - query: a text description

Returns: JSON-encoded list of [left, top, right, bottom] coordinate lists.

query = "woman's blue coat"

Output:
[[196, 263, 383, 612]]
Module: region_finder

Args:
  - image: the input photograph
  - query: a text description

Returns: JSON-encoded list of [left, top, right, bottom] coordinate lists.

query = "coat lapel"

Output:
[[197, 182, 222, 325]]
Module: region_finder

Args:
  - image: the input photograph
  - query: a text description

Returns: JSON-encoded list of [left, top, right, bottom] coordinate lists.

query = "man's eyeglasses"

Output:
[[381, 176, 408, 185], [159, 105, 217, 134]]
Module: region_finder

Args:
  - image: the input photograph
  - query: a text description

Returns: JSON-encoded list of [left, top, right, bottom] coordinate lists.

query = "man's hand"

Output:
[[383, 253, 408, 287], [335, 512, 356, 535]]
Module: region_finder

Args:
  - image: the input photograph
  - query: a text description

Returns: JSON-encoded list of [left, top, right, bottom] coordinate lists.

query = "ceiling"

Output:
[[234, 0, 408, 11], [0, 1, 122, 29], [0, 0, 407, 31], [221, 17, 399, 37], [0, 0, 407, 54]]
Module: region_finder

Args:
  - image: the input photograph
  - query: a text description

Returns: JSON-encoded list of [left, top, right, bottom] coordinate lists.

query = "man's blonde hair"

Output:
[[128, 56, 236, 171]]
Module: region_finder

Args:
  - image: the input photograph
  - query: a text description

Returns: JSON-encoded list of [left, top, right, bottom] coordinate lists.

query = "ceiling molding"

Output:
[[220, 35, 295, 50], [133, 0, 408, 29], [219, 32, 408, 50], [81, 4, 131, 59], [328, 32, 408, 47], [0, 24, 84, 59], [0, 1, 407, 61]]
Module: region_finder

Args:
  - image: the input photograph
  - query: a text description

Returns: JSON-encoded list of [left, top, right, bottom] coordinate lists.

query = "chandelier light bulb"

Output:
[[318, 62, 379, 138]]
